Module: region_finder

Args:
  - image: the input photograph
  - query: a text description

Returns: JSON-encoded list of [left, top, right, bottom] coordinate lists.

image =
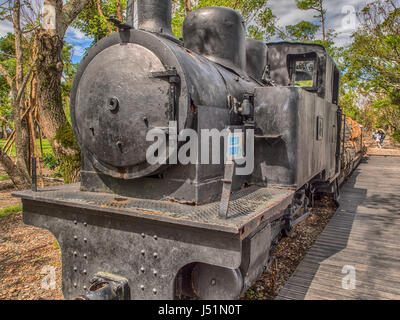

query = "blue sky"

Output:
[[0, 0, 369, 64], [65, 28, 92, 64]]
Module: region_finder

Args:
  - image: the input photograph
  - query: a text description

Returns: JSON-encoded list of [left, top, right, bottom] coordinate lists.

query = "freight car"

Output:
[[14, 0, 359, 300]]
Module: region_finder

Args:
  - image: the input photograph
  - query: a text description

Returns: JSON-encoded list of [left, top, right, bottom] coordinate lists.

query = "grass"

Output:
[[0, 205, 22, 218], [0, 139, 53, 156], [0, 175, 10, 181]]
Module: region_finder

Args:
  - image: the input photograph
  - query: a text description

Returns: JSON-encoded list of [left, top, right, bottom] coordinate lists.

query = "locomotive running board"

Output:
[[13, 183, 294, 239]]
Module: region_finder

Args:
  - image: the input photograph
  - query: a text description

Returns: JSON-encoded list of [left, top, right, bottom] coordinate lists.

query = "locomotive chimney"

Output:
[[137, 0, 175, 38]]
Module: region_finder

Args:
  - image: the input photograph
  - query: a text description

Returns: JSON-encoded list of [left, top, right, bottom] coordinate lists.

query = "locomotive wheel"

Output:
[[191, 263, 243, 300]]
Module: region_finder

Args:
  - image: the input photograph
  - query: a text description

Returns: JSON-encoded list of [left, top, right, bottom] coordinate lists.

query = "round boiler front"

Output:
[[70, 30, 190, 179], [75, 43, 171, 168]]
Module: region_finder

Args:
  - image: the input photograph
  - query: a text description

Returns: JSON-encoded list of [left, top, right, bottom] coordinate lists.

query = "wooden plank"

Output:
[[291, 260, 400, 285], [297, 259, 400, 282], [276, 156, 400, 300], [287, 275, 400, 300], [291, 268, 400, 295]]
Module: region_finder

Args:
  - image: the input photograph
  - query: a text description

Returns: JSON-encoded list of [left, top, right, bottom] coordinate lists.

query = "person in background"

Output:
[[372, 130, 381, 148], [375, 131, 382, 148], [379, 130, 386, 148]]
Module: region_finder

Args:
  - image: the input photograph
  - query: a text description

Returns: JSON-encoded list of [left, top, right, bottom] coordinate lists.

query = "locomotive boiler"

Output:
[[14, 0, 346, 300]]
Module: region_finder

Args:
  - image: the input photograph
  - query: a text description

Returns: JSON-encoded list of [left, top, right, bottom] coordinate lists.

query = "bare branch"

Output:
[[116, 0, 123, 21], [0, 63, 14, 89], [96, 0, 113, 33], [60, 0, 90, 36], [16, 57, 38, 104], [185, 0, 192, 15]]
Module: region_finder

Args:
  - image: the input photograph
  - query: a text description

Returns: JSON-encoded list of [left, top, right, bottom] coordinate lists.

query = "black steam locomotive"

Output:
[[15, 0, 351, 300]]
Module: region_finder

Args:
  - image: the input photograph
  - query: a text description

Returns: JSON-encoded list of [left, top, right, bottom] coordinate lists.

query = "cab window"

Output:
[[287, 52, 318, 90]]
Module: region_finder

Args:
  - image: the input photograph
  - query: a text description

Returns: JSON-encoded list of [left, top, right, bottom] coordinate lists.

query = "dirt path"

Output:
[[0, 211, 63, 300], [367, 147, 400, 156], [0, 173, 64, 300]]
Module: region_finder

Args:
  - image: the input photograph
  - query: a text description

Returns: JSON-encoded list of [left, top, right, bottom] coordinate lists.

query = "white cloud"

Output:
[[66, 27, 88, 41], [72, 45, 86, 57], [65, 27, 92, 63], [269, 0, 368, 45], [0, 21, 13, 37]]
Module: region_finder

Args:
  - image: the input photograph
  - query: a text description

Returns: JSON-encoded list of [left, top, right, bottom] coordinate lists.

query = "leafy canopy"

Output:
[[172, 0, 276, 40]]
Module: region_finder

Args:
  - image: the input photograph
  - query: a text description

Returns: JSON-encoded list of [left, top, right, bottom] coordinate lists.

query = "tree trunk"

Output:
[[34, 0, 89, 183], [13, 0, 31, 179], [0, 150, 31, 189], [319, 0, 326, 41], [116, 0, 123, 21], [97, 0, 113, 33], [185, 0, 192, 15], [0, 0, 32, 189], [35, 31, 81, 183]]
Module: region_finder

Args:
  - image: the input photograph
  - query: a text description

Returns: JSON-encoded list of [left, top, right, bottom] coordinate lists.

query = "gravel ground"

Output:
[[0, 211, 63, 300], [242, 196, 337, 300]]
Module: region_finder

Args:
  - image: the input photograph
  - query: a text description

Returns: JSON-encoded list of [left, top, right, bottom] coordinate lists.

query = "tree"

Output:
[[0, 1, 36, 189], [73, 0, 128, 44], [61, 42, 78, 119], [278, 1, 340, 63], [343, 0, 400, 136], [184, 0, 192, 15], [279, 20, 319, 41], [34, 0, 90, 183], [0, 33, 14, 138], [295, 0, 327, 41], [172, 0, 276, 41]]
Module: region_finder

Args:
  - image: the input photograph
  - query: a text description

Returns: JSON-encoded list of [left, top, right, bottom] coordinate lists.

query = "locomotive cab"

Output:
[[252, 42, 342, 190]]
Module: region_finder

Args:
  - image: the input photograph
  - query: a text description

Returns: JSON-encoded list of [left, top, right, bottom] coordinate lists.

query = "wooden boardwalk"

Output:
[[276, 155, 400, 300]]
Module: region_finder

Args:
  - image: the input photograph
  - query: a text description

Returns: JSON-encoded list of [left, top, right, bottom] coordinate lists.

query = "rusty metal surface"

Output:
[[21, 198, 243, 300], [14, 183, 294, 236]]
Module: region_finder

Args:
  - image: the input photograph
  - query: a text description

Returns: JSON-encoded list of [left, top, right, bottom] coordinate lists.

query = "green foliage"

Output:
[[42, 149, 81, 183], [0, 33, 15, 127], [280, 20, 319, 41], [392, 130, 400, 143], [339, 92, 361, 121], [296, 0, 326, 16], [41, 152, 59, 171], [348, 1, 400, 94], [53, 240, 61, 250], [58, 153, 81, 183], [0, 175, 10, 181], [73, 0, 127, 44], [342, 0, 400, 131], [55, 123, 81, 183], [172, 0, 276, 41], [55, 123, 79, 151], [61, 43, 78, 116], [0, 205, 22, 218]]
